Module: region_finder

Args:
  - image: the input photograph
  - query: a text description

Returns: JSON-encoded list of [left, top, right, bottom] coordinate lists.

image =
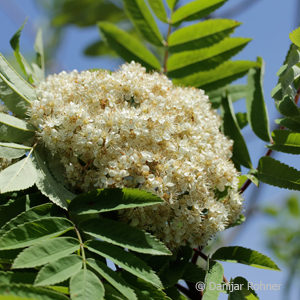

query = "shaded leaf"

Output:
[[124, 0, 164, 46], [0, 156, 37, 194], [0, 142, 30, 159], [148, 0, 168, 23], [87, 258, 137, 300], [171, 0, 227, 25], [0, 270, 36, 284], [212, 246, 280, 270], [34, 255, 82, 286], [169, 19, 240, 53], [275, 117, 300, 132], [13, 237, 80, 268], [228, 277, 258, 300], [69, 188, 163, 215], [268, 130, 300, 154], [98, 22, 161, 70], [257, 156, 300, 190], [173, 60, 257, 91], [182, 263, 206, 283], [86, 240, 162, 288], [70, 268, 105, 300], [0, 217, 74, 250]]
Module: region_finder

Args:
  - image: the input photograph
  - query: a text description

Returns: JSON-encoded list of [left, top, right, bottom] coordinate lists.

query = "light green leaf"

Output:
[[236, 112, 248, 129], [0, 284, 69, 300], [147, 0, 167, 23], [86, 240, 162, 288], [0, 53, 36, 117], [87, 258, 137, 300], [268, 130, 300, 154], [98, 22, 161, 70], [212, 246, 280, 270], [33, 28, 45, 81], [228, 277, 258, 300], [0, 203, 52, 236], [69, 188, 163, 215], [81, 218, 171, 256], [0, 217, 74, 250], [287, 195, 300, 216], [34, 255, 82, 286], [290, 27, 300, 48], [0, 142, 31, 159], [166, 0, 178, 11], [221, 95, 252, 169], [202, 261, 224, 300], [13, 237, 80, 268], [0, 156, 37, 194], [33, 148, 75, 210], [171, 0, 227, 25], [123, 0, 164, 46], [246, 57, 270, 142], [70, 269, 105, 300], [168, 37, 251, 77], [173, 60, 258, 91], [257, 156, 300, 190], [169, 19, 241, 53], [0, 112, 35, 143]]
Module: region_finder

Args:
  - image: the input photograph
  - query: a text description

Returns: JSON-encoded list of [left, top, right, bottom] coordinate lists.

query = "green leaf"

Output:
[[0, 142, 30, 159], [0, 156, 37, 194], [165, 287, 188, 300], [123, 0, 164, 46], [81, 218, 171, 256], [13, 237, 80, 268], [228, 277, 258, 300], [98, 22, 161, 70], [182, 263, 206, 283], [84, 40, 118, 57], [236, 112, 248, 129], [268, 130, 300, 154], [168, 37, 251, 77], [32, 29, 45, 82], [0, 53, 36, 117], [290, 27, 300, 48], [0, 270, 36, 284], [34, 255, 82, 286], [275, 117, 300, 132], [173, 60, 257, 91], [0, 217, 74, 250], [0, 203, 52, 236], [102, 284, 125, 300], [33, 148, 75, 210], [171, 0, 227, 25], [221, 95, 252, 169], [0, 249, 21, 264], [69, 188, 163, 215], [212, 246, 280, 270], [70, 269, 105, 300], [147, 0, 167, 23], [0, 112, 35, 143], [257, 156, 300, 190], [87, 258, 137, 300], [246, 57, 270, 142], [202, 261, 224, 300], [169, 19, 241, 53], [86, 240, 162, 288], [166, 0, 178, 10], [0, 284, 69, 300]]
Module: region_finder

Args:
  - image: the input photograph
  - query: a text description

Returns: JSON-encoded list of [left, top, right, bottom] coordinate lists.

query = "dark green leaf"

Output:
[[290, 27, 300, 48], [34, 255, 82, 286], [202, 261, 224, 300], [0, 217, 74, 250], [123, 0, 164, 46], [13, 237, 80, 268], [87, 258, 137, 300], [84, 40, 118, 57], [0, 156, 37, 194], [235, 112, 248, 129], [86, 240, 162, 288], [171, 0, 227, 25], [0, 270, 36, 284], [221, 95, 252, 168], [81, 218, 171, 255], [0, 142, 30, 159], [182, 263, 206, 283], [268, 130, 300, 154], [212, 246, 280, 270], [165, 287, 188, 300], [173, 60, 258, 91], [228, 277, 258, 300], [246, 57, 270, 141], [147, 0, 168, 23], [168, 37, 251, 77], [275, 117, 300, 132], [70, 268, 105, 300], [169, 19, 241, 53], [69, 188, 163, 215], [257, 156, 300, 190], [98, 22, 161, 70]]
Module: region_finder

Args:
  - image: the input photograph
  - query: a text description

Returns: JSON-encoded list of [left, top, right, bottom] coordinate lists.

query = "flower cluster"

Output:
[[29, 62, 243, 248]]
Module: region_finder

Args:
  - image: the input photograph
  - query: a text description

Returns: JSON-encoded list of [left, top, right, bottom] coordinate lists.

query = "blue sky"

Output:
[[0, 0, 299, 299]]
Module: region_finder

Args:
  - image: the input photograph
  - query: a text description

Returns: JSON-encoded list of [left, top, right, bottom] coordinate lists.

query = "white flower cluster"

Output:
[[29, 62, 243, 248]]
